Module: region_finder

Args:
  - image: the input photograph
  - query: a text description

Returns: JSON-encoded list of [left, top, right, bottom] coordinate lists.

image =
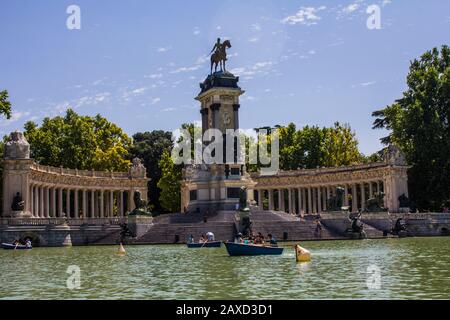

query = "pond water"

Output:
[[0, 237, 449, 299]]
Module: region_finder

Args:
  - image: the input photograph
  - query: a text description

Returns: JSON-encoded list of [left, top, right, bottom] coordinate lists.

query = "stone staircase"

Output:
[[248, 209, 343, 241], [134, 221, 236, 244]]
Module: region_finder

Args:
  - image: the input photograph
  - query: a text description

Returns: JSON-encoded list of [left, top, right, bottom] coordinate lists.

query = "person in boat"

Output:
[[267, 234, 278, 247], [206, 231, 215, 241], [25, 239, 32, 248], [235, 232, 243, 243], [188, 234, 194, 244]]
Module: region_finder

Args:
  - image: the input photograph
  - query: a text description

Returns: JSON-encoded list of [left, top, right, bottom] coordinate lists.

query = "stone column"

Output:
[[377, 181, 381, 194], [200, 108, 209, 135], [344, 184, 349, 207], [91, 190, 95, 218], [233, 104, 240, 130], [277, 189, 282, 211], [211, 103, 221, 129], [45, 187, 50, 218], [82, 189, 87, 219], [298, 188, 303, 214], [352, 184, 358, 212], [129, 189, 135, 212], [51, 188, 56, 217], [34, 186, 39, 217], [307, 187, 312, 214], [326, 187, 330, 202], [288, 188, 293, 214], [120, 190, 124, 216], [58, 188, 63, 217], [322, 187, 327, 211], [317, 187, 322, 213], [360, 183, 366, 211], [66, 189, 71, 218], [100, 190, 104, 217], [110, 191, 114, 217], [30, 184, 34, 217], [369, 182, 374, 198], [302, 188, 306, 213], [258, 189, 264, 210], [39, 186, 44, 218], [74, 189, 79, 218], [268, 189, 274, 211]]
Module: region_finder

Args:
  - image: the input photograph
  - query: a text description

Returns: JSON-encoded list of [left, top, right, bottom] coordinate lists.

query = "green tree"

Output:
[[129, 131, 173, 212], [0, 90, 12, 119], [372, 45, 450, 211], [24, 108, 132, 171], [157, 150, 182, 213]]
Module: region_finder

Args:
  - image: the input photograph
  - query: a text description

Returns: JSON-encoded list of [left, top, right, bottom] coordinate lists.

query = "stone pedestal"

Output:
[[181, 71, 256, 213]]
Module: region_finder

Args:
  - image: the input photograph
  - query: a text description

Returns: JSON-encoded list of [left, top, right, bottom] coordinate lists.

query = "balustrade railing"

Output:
[[0, 217, 130, 226]]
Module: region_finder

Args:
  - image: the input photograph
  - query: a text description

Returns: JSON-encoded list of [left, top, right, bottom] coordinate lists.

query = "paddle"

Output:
[[200, 240, 208, 248]]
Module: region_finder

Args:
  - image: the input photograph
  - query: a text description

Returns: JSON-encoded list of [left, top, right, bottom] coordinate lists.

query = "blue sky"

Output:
[[0, 0, 449, 155]]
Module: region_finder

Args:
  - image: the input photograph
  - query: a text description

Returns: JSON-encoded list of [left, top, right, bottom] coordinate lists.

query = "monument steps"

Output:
[[135, 221, 236, 244]]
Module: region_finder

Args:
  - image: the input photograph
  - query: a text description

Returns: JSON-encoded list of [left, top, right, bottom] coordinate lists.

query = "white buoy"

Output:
[[118, 242, 126, 255]]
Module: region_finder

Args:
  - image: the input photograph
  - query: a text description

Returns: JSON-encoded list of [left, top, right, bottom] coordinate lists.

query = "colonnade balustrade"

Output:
[[28, 185, 132, 219], [255, 180, 385, 214]]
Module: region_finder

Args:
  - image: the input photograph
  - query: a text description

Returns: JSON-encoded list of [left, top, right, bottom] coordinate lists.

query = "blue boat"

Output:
[[1, 243, 32, 250], [187, 241, 222, 248], [224, 242, 283, 256]]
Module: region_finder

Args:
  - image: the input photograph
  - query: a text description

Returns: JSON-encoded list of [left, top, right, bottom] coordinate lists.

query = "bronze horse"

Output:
[[210, 40, 232, 74]]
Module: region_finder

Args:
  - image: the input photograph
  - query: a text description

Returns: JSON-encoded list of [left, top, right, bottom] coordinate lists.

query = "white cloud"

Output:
[[193, 27, 201, 36], [145, 73, 163, 79], [382, 0, 392, 6], [281, 6, 326, 26], [343, 3, 359, 13], [157, 47, 171, 53], [251, 23, 261, 31], [151, 97, 161, 105]]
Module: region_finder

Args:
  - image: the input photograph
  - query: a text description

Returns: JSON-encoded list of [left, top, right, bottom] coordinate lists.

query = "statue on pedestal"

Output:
[[239, 186, 249, 212], [326, 187, 345, 211], [210, 38, 232, 74], [128, 191, 151, 216], [11, 192, 25, 211], [365, 192, 387, 212]]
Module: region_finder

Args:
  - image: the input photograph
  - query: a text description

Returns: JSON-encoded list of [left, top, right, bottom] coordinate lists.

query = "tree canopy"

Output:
[[129, 130, 173, 212], [0, 90, 12, 119], [24, 108, 132, 171], [372, 45, 450, 210], [157, 149, 182, 213]]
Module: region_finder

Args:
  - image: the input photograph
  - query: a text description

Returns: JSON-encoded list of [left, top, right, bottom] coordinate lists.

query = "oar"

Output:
[[200, 240, 208, 248]]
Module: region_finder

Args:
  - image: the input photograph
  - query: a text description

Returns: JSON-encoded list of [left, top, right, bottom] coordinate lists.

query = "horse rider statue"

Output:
[[210, 38, 232, 74]]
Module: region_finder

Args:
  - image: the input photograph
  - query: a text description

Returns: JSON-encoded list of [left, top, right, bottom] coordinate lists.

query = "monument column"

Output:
[[120, 190, 124, 216], [288, 188, 293, 214], [66, 189, 71, 218], [298, 188, 303, 214], [352, 184, 358, 212], [233, 104, 240, 130], [58, 188, 63, 217], [200, 108, 209, 135], [30, 184, 34, 217], [45, 187, 50, 218], [91, 190, 95, 218], [307, 187, 312, 214], [82, 189, 87, 218], [211, 103, 221, 129], [317, 187, 322, 213], [100, 190, 104, 218], [369, 182, 374, 198], [360, 183, 366, 210], [257, 190, 263, 210], [110, 191, 114, 217], [268, 189, 274, 210], [39, 186, 44, 218], [74, 189, 79, 218], [344, 184, 349, 206]]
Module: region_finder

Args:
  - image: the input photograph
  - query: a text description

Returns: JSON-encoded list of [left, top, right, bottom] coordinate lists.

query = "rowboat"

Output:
[[224, 242, 284, 256], [295, 244, 311, 262], [1, 243, 32, 250], [187, 241, 222, 248]]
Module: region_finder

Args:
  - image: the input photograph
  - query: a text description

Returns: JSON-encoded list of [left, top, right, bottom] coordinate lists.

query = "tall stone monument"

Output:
[[181, 39, 256, 213], [2, 131, 33, 217]]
